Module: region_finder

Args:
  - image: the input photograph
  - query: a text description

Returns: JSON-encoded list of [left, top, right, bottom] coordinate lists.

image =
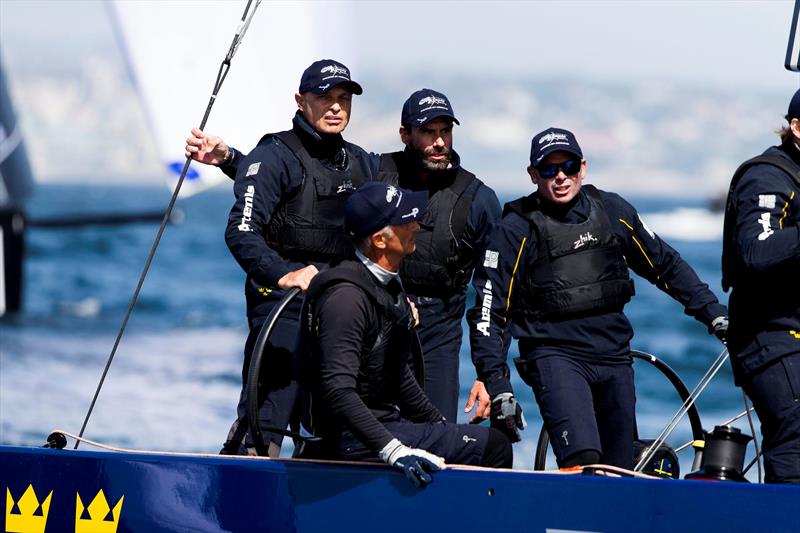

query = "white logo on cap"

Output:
[[320, 64, 349, 80], [419, 95, 447, 107], [317, 83, 330, 91], [539, 131, 569, 146], [418, 95, 449, 112], [401, 207, 419, 219], [386, 185, 399, 204]]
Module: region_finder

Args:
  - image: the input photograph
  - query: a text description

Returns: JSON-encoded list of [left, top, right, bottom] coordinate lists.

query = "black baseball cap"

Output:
[[298, 59, 363, 95], [401, 89, 460, 128], [530, 127, 583, 167], [344, 182, 428, 240], [787, 88, 800, 121]]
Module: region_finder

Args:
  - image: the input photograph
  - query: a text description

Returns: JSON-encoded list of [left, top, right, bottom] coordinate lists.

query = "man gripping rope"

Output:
[[218, 59, 378, 457], [187, 89, 501, 424]]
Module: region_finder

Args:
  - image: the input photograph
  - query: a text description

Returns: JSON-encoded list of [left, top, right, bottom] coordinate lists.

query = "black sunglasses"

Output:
[[536, 158, 582, 179]]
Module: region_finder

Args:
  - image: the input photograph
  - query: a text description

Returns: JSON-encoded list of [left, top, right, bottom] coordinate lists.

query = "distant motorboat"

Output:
[[642, 207, 724, 242]]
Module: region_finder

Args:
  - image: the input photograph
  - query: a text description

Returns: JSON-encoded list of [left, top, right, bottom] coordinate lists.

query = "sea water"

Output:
[[1, 184, 755, 476]]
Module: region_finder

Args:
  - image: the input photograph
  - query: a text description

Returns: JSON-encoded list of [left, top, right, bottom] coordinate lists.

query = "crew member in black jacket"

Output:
[[220, 59, 378, 457], [187, 89, 501, 423], [375, 90, 500, 422], [722, 90, 800, 483], [467, 127, 728, 469], [299, 182, 511, 487]]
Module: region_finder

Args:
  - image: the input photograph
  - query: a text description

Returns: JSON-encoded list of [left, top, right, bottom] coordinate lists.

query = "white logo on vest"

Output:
[[573, 232, 598, 250]]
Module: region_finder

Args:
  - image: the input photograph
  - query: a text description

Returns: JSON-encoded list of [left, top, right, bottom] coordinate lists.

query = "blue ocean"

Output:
[[0, 184, 749, 475]]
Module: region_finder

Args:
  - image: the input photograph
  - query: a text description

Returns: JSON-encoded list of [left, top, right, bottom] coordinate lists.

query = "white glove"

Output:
[[379, 438, 445, 488]]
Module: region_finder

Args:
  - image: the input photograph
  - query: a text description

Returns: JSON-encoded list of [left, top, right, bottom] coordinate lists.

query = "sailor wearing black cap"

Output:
[[298, 182, 512, 487], [219, 59, 378, 457], [722, 90, 800, 483], [467, 127, 728, 469], [375, 89, 501, 422], [187, 89, 501, 424]]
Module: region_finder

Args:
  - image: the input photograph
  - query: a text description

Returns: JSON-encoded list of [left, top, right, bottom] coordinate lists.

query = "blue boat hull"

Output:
[[1, 446, 797, 532]]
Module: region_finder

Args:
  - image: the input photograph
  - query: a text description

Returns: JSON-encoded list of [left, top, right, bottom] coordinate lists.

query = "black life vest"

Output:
[[377, 152, 480, 297], [506, 185, 634, 321], [721, 149, 800, 291], [304, 260, 424, 409], [264, 130, 372, 263]]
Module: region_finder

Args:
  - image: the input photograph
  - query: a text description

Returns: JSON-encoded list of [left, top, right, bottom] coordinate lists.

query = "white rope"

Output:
[[51, 429, 658, 480]]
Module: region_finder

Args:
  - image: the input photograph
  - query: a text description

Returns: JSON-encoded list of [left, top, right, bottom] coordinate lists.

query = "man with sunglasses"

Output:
[[467, 127, 728, 469]]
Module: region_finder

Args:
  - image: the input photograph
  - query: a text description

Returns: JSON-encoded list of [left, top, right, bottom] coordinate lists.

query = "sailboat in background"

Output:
[[106, 0, 358, 197], [0, 57, 34, 315]]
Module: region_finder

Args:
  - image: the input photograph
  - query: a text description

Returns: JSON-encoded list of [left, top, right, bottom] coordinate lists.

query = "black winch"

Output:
[[685, 425, 752, 482]]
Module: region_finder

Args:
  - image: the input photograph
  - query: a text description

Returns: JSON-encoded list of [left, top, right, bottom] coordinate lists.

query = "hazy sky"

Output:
[[0, 1, 797, 194], [1, 1, 795, 90]]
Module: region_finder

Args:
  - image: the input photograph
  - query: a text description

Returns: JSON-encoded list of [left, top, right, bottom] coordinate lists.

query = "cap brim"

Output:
[[533, 146, 583, 166], [308, 80, 363, 95], [389, 190, 428, 226], [416, 112, 459, 126]]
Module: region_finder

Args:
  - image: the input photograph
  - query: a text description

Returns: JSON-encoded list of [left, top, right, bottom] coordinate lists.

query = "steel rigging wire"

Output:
[[74, 0, 263, 449], [634, 347, 730, 472]]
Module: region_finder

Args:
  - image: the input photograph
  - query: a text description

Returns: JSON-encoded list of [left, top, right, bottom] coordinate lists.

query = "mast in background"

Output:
[[0, 58, 34, 316]]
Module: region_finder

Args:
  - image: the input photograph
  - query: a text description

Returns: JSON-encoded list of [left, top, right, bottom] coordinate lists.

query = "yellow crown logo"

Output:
[[5, 484, 52, 533], [75, 490, 124, 533]]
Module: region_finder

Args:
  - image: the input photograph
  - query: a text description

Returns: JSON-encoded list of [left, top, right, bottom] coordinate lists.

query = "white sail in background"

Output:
[[107, 1, 357, 197], [0, 59, 34, 206]]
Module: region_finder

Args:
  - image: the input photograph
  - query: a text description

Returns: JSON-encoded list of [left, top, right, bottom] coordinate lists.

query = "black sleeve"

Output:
[[314, 284, 397, 452], [219, 147, 246, 180], [608, 192, 727, 327], [463, 183, 502, 262], [467, 214, 531, 397], [224, 141, 307, 286], [395, 363, 443, 423], [732, 165, 800, 272]]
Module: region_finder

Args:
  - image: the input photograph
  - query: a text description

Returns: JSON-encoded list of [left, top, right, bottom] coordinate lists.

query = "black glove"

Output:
[[710, 316, 728, 345], [490, 392, 526, 443], [379, 438, 444, 488]]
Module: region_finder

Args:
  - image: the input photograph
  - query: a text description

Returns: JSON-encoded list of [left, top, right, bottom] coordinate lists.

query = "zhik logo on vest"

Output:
[[337, 179, 355, 194], [573, 232, 598, 250]]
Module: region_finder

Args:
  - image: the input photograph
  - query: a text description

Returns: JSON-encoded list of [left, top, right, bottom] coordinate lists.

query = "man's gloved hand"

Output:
[[379, 438, 445, 488], [490, 392, 526, 443], [710, 316, 729, 345]]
